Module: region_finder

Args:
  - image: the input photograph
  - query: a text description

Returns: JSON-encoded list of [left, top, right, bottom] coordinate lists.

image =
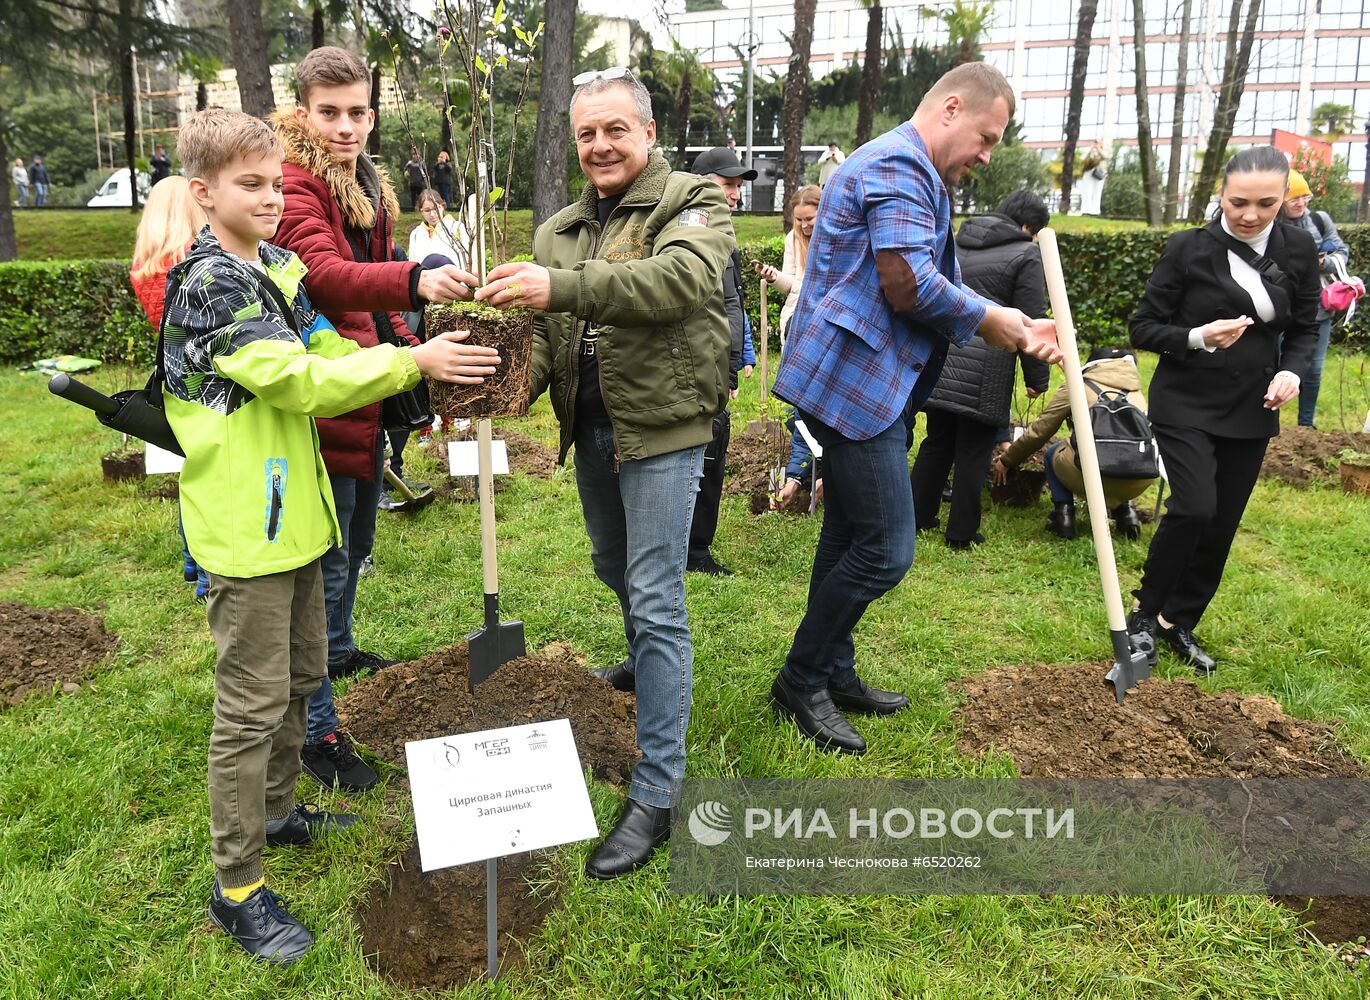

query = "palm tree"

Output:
[[854, 0, 882, 148], [1130, 0, 1161, 225], [1312, 101, 1356, 140], [1187, 0, 1263, 224], [1163, 0, 1193, 224], [1059, 0, 1099, 214], [925, 0, 994, 66], [781, 0, 817, 226]]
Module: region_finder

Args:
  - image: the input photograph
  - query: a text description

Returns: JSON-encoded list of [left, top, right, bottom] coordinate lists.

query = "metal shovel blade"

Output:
[[467, 592, 526, 691], [382, 466, 436, 513], [1104, 628, 1153, 704]]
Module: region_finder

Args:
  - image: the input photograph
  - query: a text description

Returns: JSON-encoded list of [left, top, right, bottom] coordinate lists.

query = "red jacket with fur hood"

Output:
[[271, 110, 422, 480]]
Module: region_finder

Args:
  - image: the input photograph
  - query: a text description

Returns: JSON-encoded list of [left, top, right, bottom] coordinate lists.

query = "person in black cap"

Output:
[[687, 146, 757, 576]]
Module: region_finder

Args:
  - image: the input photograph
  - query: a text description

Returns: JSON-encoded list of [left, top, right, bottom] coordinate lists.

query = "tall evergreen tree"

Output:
[[533, 0, 575, 226]]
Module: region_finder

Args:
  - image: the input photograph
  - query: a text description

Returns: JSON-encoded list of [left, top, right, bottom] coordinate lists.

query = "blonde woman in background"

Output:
[[128, 175, 210, 599], [753, 184, 821, 346], [130, 176, 207, 331]]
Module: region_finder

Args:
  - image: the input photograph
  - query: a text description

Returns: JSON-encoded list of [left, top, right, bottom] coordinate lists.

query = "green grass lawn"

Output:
[[1, 345, 1368, 998], [15, 208, 1149, 262]]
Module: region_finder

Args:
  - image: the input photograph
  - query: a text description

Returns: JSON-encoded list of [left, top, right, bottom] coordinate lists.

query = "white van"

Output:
[[87, 168, 151, 208]]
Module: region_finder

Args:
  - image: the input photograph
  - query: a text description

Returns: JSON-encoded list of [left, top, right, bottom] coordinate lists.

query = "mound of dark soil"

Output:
[[340, 643, 638, 992], [0, 602, 117, 707], [1261, 426, 1369, 488], [956, 661, 1362, 779], [955, 661, 1370, 946]]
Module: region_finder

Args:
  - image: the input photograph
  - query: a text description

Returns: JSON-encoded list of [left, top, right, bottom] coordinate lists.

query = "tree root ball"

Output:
[[424, 303, 534, 420]]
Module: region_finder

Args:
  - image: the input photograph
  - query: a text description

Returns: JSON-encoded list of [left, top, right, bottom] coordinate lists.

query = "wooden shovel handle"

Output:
[[1037, 228, 1128, 634], [477, 417, 498, 594], [759, 279, 769, 404]]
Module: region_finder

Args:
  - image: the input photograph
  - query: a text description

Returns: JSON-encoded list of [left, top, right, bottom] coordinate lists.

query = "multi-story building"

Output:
[[669, 0, 1369, 191]]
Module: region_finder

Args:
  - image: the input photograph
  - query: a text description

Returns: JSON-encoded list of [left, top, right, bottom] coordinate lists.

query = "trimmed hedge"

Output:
[[0, 260, 154, 365], [5, 224, 1368, 365]]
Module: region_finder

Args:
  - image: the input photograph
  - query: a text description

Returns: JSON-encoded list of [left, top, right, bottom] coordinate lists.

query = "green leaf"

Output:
[[475, 54, 489, 74], [496, 55, 508, 68], [514, 25, 529, 44], [487, 186, 505, 203], [493, 0, 505, 27]]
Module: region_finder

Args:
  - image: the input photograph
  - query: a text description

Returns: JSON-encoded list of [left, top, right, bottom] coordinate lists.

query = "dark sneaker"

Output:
[[327, 648, 397, 680], [686, 554, 733, 576], [947, 532, 985, 550], [265, 802, 362, 847], [1157, 622, 1217, 676], [209, 883, 313, 966], [357, 555, 375, 578], [301, 731, 379, 792], [377, 492, 398, 512]]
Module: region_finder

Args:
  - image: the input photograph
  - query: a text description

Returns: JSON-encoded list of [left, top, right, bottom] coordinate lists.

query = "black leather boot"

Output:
[[585, 799, 672, 879], [828, 678, 911, 715], [1046, 501, 1076, 539], [1112, 502, 1141, 540], [589, 660, 635, 692]]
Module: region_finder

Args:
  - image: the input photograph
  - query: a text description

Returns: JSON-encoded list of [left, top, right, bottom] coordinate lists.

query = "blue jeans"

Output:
[[1297, 317, 1332, 427], [1043, 441, 1073, 503], [177, 506, 210, 593], [34, 183, 47, 207], [573, 422, 703, 809], [781, 412, 917, 692], [306, 433, 384, 743]]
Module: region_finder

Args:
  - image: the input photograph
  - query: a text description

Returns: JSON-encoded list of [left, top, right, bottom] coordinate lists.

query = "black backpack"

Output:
[[1071, 379, 1159, 480]]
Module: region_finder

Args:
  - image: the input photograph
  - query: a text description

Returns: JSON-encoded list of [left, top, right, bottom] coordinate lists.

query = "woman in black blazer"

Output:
[[1126, 146, 1320, 674]]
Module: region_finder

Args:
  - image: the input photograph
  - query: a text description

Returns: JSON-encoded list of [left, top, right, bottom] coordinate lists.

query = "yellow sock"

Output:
[[221, 879, 265, 903]]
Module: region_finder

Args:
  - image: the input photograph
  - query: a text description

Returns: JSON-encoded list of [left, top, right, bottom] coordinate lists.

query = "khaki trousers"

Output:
[[205, 559, 327, 888]]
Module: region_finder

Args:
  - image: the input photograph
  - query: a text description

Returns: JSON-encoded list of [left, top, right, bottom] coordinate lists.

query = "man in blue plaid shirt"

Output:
[[770, 63, 1062, 755]]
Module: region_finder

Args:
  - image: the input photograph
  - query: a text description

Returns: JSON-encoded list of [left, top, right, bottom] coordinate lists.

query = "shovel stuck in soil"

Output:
[[1039, 230, 1152, 703], [465, 418, 525, 693]]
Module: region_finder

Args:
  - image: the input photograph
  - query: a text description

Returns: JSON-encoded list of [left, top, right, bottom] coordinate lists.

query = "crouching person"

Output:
[[167, 109, 498, 964], [991, 346, 1154, 539], [477, 68, 732, 878]]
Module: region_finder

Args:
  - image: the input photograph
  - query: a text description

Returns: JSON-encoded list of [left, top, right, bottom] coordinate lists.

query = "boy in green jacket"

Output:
[[164, 108, 498, 965]]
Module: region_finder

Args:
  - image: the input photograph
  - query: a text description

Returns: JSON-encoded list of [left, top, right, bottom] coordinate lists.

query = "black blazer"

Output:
[[1129, 222, 1320, 438]]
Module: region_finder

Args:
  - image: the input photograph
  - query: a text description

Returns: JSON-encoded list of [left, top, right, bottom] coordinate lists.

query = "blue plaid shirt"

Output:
[[773, 123, 990, 441]]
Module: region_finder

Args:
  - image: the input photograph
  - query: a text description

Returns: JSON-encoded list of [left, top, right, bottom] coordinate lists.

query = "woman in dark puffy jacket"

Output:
[[909, 190, 1052, 548]]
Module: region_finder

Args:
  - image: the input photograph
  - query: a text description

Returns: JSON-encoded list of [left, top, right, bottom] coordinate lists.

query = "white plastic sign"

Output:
[[144, 443, 185, 474], [405, 718, 599, 871], [448, 440, 510, 477]]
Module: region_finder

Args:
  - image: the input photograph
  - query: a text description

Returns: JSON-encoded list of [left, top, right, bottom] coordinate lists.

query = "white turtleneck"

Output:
[[1186, 217, 1299, 387]]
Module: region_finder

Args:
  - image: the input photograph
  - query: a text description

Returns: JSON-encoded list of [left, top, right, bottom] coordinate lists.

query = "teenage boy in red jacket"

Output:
[[272, 46, 493, 793]]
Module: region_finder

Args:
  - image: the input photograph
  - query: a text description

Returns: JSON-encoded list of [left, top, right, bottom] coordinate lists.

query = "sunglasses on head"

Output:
[[572, 66, 631, 87]]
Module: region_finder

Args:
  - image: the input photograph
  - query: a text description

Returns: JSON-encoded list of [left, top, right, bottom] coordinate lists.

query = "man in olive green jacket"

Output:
[[481, 69, 732, 879]]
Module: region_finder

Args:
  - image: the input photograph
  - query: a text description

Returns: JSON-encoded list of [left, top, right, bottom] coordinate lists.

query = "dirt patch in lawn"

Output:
[[1260, 426, 1369, 488], [341, 643, 638, 992], [0, 602, 118, 707], [425, 427, 560, 502], [725, 420, 790, 513], [955, 661, 1370, 948]]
